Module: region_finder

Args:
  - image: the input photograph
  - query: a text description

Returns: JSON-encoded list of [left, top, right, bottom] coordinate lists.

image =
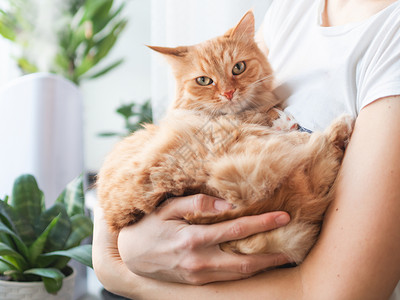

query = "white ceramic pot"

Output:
[[0, 268, 76, 300], [0, 72, 84, 206]]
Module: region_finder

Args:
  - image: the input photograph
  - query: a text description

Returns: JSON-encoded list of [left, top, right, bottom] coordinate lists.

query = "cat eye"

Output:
[[232, 61, 246, 75], [196, 76, 214, 86]]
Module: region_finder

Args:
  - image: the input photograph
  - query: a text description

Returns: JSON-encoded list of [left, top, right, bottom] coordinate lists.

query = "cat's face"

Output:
[[150, 11, 276, 116]]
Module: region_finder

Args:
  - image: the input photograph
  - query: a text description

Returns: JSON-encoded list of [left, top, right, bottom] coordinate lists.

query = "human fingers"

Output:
[[92, 204, 118, 251], [198, 211, 290, 245], [92, 205, 125, 284], [159, 194, 233, 220]]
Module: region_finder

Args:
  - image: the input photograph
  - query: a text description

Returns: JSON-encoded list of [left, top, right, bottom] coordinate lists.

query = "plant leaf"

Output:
[[93, 2, 126, 34], [24, 268, 64, 294], [86, 58, 124, 79], [97, 132, 120, 137], [0, 199, 16, 231], [41, 244, 93, 268], [11, 174, 42, 231], [0, 257, 19, 271], [0, 10, 17, 41], [0, 242, 25, 261], [28, 215, 60, 265], [80, 0, 109, 24], [65, 215, 93, 249], [93, 19, 127, 63], [0, 222, 29, 259], [17, 57, 39, 74], [56, 175, 85, 217], [36, 203, 71, 252], [42, 276, 63, 294]]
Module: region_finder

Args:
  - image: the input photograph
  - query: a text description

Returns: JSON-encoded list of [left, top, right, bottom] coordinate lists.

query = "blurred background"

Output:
[[0, 0, 272, 299]]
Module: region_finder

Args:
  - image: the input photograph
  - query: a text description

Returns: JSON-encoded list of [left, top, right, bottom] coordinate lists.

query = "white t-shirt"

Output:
[[263, 0, 400, 132], [262, 0, 400, 299]]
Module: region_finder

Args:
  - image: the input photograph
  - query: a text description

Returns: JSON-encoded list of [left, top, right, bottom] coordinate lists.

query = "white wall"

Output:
[[82, 0, 152, 172]]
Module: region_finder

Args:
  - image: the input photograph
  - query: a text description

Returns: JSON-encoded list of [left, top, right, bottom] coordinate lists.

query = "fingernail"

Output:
[[214, 199, 232, 211], [275, 214, 290, 226]]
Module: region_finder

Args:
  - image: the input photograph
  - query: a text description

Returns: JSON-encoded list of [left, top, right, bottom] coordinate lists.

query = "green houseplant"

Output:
[[0, 0, 127, 85], [0, 174, 93, 295], [98, 99, 153, 138]]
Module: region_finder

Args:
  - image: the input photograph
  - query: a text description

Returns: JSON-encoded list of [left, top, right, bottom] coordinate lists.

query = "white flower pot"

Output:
[[0, 268, 76, 300], [0, 72, 83, 206]]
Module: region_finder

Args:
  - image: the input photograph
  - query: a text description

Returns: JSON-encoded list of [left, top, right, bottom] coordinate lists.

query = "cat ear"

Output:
[[225, 10, 255, 41], [147, 45, 189, 58]]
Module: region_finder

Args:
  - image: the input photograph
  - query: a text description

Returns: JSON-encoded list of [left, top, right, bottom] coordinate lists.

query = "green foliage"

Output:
[[0, 174, 93, 294], [0, 0, 127, 85], [99, 99, 153, 138]]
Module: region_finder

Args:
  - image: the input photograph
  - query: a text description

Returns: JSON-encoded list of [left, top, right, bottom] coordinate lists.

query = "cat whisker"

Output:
[[248, 75, 274, 88]]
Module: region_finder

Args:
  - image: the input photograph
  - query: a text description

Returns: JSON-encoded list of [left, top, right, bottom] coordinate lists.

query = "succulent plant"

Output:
[[0, 174, 93, 294]]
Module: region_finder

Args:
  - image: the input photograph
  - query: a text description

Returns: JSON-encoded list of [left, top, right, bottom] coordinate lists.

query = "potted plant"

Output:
[[0, 174, 93, 299], [0, 0, 127, 84], [0, 0, 127, 207]]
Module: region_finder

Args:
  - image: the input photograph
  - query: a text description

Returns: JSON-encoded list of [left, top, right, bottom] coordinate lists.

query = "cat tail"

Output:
[[220, 221, 320, 264]]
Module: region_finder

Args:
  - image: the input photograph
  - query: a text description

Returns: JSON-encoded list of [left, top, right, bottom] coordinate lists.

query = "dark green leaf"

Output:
[[0, 242, 25, 261], [65, 215, 93, 248], [0, 199, 16, 231], [116, 103, 135, 119], [138, 100, 153, 124], [36, 203, 71, 252], [56, 175, 85, 217], [0, 222, 29, 259], [11, 174, 42, 228], [42, 276, 63, 294], [91, 0, 113, 28], [51, 256, 71, 270], [24, 268, 64, 294], [81, 0, 110, 24], [93, 2, 126, 34], [41, 244, 93, 268], [97, 132, 120, 137], [28, 216, 60, 265]]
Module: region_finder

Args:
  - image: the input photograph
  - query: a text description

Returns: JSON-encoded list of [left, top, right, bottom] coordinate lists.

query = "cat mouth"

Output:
[[217, 98, 253, 115]]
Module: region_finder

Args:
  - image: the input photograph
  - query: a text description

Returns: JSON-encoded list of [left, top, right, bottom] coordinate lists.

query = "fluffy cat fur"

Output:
[[97, 11, 354, 264]]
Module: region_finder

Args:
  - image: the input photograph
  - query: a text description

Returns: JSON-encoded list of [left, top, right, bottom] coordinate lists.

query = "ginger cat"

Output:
[[97, 11, 354, 264]]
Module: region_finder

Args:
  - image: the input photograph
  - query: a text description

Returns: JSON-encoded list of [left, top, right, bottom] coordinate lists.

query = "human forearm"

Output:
[[300, 96, 400, 300], [100, 266, 303, 300]]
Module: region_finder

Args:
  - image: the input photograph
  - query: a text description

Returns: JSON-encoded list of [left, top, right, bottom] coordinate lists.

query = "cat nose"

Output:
[[222, 89, 236, 100]]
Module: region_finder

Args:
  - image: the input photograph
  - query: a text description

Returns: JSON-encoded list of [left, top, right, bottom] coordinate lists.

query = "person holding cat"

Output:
[[93, 0, 400, 299]]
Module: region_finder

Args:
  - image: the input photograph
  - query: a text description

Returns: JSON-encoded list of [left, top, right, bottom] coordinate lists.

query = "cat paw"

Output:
[[327, 115, 355, 150], [270, 108, 298, 131]]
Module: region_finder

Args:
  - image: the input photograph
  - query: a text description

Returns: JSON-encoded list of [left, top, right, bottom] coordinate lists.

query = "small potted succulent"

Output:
[[0, 174, 93, 299]]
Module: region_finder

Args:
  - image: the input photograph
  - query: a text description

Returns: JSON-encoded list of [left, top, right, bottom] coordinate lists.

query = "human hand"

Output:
[[92, 204, 140, 296], [118, 194, 291, 285]]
